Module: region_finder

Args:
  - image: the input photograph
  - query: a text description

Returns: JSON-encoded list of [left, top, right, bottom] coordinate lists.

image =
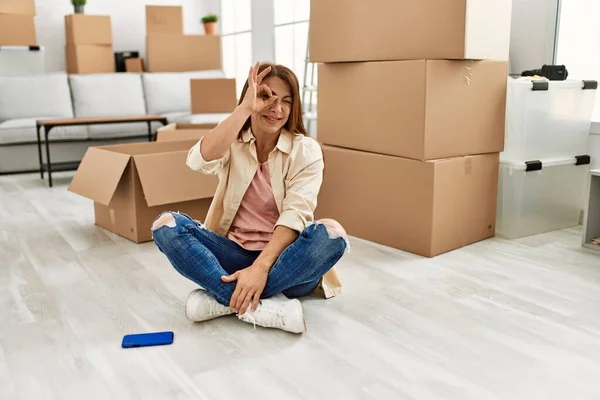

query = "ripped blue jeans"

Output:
[[152, 212, 348, 306]]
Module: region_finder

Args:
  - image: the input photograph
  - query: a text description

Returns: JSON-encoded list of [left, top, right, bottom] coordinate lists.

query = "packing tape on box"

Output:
[[464, 60, 474, 85], [110, 208, 116, 226]]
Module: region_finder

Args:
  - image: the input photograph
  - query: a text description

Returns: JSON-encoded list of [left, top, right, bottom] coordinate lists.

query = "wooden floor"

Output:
[[1, 171, 600, 400]]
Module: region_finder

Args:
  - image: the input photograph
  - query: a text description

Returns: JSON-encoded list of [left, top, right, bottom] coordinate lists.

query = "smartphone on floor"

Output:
[[122, 331, 174, 349]]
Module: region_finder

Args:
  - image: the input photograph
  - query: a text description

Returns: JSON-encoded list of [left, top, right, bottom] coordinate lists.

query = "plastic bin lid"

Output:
[[508, 78, 593, 91], [500, 156, 586, 170]]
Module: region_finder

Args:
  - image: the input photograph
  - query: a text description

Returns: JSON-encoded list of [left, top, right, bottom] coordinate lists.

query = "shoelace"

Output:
[[208, 298, 232, 316], [240, 305, 286, 330]]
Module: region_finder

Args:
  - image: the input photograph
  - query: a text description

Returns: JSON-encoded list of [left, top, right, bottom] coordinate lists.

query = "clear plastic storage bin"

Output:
[[502, 78, 597, 161], [496, 157, 589, 239], [0, 46, 45, 75]]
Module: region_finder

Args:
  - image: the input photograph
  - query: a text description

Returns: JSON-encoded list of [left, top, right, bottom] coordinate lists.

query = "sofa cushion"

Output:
[[69, 73, 146, 117], [0, 118, 88, 145], [0, 73, 74, 122], [187, 113, 230, 125], [142, 70, 226, 115]]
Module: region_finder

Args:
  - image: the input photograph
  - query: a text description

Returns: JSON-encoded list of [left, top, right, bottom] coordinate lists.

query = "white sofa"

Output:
[[0, 70, 231, 173]]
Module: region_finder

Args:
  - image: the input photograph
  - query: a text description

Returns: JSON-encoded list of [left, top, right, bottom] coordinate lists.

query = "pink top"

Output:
[[227, 162, 280, 251]]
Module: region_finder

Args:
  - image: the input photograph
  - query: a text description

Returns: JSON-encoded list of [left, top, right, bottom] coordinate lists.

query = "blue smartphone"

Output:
[[122, 331, 174, 349]]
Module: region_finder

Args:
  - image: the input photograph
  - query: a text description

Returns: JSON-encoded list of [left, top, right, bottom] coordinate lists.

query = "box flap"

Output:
[[133, 150, 217, 207], [156, 123, 212, 142], [97, 140, 196, 155], [157, 123, 177, 132], [68, 147, 131, 206], [162, 123, 218, 130], [156, 129, 211, 142]]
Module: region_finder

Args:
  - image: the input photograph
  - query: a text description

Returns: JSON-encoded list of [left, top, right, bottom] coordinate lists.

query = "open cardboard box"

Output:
[[315, 145, 500, 257], [191, 78, 238, 114], [69, 140, 217, 243], [156, 123, 216, 142]]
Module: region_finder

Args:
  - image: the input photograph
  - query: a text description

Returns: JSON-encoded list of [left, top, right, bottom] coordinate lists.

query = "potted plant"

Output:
[[72, 0, 86, 14], [201, 14, 218, 35]]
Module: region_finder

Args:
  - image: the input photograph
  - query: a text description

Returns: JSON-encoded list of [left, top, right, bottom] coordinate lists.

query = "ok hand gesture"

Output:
[[240, 62, 278, 114]]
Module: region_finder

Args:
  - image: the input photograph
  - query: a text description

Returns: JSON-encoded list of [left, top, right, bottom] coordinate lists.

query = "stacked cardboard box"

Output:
[[146, 6, 222, 72], [311, 0, 512, 257], [190, 78, 237, 114], [125, 58, 144, 73], [65, 14, 114, 74], [0, 0, 37, 46]]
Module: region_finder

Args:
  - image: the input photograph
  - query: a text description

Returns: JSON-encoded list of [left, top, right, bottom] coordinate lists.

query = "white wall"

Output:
[[34, 0, 220, 72], [250, 0, 275, 63], [509, 0, 559, 75]]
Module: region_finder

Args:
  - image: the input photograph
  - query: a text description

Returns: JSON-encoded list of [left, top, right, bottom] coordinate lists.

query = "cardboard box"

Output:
[[68, 141, 218, 243], [146, 6, 183, 35], [0, 0, 35, 15], [125, 58, 144, 73], [0, 15, 36, 46], [65, 14, 112, 45], [66, 45, 115, 74], [317, 60, 508, 161], [146, 34, 222, 72], [156, 123, 216, 142], [315, 146, 499, 257], [191, 79, 237, 114], [310, 0, 512, 63], [115, 51, 140, 72]]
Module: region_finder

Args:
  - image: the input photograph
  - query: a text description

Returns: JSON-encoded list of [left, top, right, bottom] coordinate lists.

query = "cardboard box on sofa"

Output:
[[66, 44, 115, 74], [156, 123, 216, 142], [65, 14, 112, 45], [69, 140, 218, 243], [146, 34, 222, 72], [317, 60, 508, 161], [0, 0, 35, 15], [146, 5, 183, 35], [0, 14, 36, 46], [191, 78, 237, 114], [310, 0, 512, 63], [314, 145, 500, 257]]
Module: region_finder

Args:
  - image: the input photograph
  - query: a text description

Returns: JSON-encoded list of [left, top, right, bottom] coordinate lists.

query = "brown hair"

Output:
[[237, 62, 308, 137]]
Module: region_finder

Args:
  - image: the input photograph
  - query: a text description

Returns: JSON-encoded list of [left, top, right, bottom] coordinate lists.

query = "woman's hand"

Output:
[[239, 62, 278, 114], [221, 263, 270, 314]]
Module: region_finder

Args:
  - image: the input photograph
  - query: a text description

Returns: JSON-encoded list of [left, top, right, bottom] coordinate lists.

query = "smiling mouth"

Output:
[[264, 115, 282, 123]]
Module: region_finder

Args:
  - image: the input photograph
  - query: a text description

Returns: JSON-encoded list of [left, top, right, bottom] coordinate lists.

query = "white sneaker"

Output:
[[185, 289, 235, 322], [238, 293, 306, 334]]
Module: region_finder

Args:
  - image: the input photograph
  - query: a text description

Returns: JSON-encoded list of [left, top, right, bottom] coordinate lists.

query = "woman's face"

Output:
[[251, 76, 292, 136]]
